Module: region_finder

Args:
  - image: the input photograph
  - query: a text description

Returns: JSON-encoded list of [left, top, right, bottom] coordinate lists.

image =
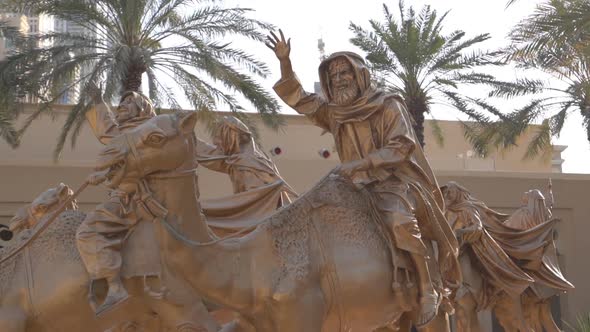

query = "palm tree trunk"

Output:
[[122, 62, 146, 93], [405, 96, 427, 148]]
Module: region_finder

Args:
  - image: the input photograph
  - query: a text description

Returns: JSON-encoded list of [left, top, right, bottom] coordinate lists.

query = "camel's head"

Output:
[[96, 112, 198, 188], [8, 183, 76, 234]]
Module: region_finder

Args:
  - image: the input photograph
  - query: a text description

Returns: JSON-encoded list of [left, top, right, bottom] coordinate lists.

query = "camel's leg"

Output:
[[270, 286, 325, 332], [0, 307, 26, 332], [539, 299, 561, 332], [455, 294, 482, 332], [153, 298, 220, 332], [493, 294, 529, 332]]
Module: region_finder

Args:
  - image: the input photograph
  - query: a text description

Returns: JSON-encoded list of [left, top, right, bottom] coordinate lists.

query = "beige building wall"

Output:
[[0, 105, 587, 329]]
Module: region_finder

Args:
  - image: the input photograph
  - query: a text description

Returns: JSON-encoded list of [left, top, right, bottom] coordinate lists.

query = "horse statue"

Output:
[[441, 181, 573, 332], [92, 110, 453, 332], [0, 188, 220, 330]]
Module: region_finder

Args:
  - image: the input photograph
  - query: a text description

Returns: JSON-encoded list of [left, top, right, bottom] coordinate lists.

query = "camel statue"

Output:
[[92, 110, 453, 332], [0, 186, 221, 330], [441, 181, 572, 332]]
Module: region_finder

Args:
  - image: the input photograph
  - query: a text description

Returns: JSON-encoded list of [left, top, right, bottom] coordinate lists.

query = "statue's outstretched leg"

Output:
[[384, 207, 439, 327], [76, 197, 135, 315]]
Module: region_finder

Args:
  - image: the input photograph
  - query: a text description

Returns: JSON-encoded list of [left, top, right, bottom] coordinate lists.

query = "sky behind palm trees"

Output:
[[219, 0, 590, 173]]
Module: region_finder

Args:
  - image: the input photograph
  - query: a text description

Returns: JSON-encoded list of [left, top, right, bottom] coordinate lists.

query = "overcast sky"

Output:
[[218, 0, 590, 173]]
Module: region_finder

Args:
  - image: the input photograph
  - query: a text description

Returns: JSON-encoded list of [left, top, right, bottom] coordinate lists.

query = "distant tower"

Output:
[[318, 38, 327, 62], [314, 38, 327, 95]]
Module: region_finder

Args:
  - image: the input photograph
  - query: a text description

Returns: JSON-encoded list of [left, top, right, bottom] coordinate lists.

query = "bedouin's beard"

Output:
[[331, 83, 360, 106]]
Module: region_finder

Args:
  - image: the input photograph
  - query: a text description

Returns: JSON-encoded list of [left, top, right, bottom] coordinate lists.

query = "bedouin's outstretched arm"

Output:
[[85, 82, 120, 145], [267, 29, 329, 130], [266, 29, 294, 80]]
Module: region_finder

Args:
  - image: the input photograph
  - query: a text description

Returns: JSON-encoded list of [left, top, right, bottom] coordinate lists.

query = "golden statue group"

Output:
[[0, 30, 573, 332]]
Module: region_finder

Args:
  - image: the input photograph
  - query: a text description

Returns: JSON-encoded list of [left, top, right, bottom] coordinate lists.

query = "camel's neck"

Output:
[[148, 174, 210, 241], [148, 173, 254, 312]]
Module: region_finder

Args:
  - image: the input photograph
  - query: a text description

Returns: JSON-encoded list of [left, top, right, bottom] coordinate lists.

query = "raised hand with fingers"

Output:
[[265, 29, 291, 61]]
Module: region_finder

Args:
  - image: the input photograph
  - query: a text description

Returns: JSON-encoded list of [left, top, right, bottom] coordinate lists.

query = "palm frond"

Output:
[[0, 0, 280, 156], [350, 1, 508, 149], [523, 119, 552, 160]]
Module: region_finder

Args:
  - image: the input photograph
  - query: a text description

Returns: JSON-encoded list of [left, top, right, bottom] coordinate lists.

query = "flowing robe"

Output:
[[273, 52, 460, 286], [453, 196, 574, 299], [446, 202, 533, 309], [196, 138, 297, 235]]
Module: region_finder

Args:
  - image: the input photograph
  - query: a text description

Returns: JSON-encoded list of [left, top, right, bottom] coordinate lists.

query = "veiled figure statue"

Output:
[[442, 182, 574, 332], [195, 115, 297, 236]]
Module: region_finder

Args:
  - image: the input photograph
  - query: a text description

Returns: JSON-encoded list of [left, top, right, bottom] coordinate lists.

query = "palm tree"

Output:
[[0, 0, 280, 158], [349, 1, 507, 148], [480, 0, 590, 158], [566, 313, 590, 332]]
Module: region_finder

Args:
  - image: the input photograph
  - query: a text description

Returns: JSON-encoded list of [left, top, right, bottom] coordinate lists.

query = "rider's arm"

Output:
[[364, 98, 416, 170], [194, 136, 230, 173], [273, 75, 331, 132], [85, 101, 120, 145]]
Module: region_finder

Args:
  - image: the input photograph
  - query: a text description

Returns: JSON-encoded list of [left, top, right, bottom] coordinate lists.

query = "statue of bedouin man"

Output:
[[266, 30, 460, 326], [441, 182, 533, 329], [196, 115, 296, 203], [76, 89, 156, 315], [505, 189, 552, 230]]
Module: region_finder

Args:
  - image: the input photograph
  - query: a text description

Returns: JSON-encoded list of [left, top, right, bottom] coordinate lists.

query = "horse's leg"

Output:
[[539, 299, 561, 332], [493, 294, 529, 332], [0, 307, 26, 332], [455, 293, 482, 332]]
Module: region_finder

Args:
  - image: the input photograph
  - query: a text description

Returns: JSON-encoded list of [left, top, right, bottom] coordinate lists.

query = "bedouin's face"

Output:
[[442, 186, 457, 206], [116, 93, 140, 122], [328, 58, 360, 106]]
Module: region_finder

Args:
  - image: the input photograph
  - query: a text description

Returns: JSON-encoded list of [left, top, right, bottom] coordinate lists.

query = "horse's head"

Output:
[[8, 183, 76, 234], [97, 112, 198, 188]]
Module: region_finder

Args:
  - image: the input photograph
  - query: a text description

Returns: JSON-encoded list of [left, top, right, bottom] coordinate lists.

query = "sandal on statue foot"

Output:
[[415, 290, 441, 328]]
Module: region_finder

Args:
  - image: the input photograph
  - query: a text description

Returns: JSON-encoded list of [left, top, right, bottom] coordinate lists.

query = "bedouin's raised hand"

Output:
[[265, 29, 291, 61]]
